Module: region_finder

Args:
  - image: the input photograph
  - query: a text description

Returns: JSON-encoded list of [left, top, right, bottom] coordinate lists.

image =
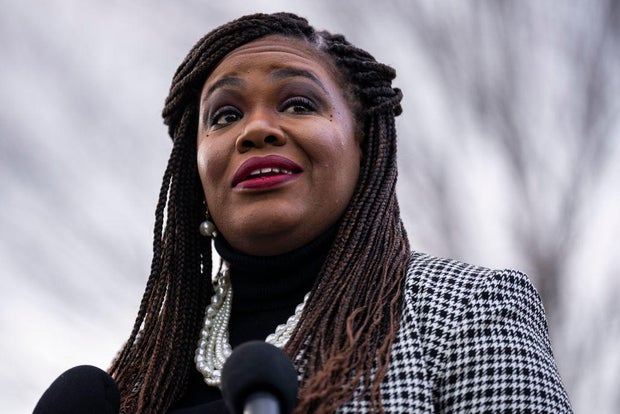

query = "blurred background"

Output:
[[1, 0, 618, 412]]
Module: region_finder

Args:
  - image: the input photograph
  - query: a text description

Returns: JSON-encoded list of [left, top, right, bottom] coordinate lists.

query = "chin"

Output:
[[223, 219, 315, 256], [228, 235, 302, 256]]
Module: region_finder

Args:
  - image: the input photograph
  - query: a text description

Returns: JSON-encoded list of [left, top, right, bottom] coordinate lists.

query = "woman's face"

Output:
[[197, 36, 361, 256]]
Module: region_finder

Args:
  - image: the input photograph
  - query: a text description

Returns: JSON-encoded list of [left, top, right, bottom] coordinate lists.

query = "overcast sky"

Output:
[[2, 1, 618, 412]]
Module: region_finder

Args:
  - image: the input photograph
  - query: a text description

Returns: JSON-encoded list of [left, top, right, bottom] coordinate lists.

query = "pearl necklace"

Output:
[[194, 260, 308, 387]]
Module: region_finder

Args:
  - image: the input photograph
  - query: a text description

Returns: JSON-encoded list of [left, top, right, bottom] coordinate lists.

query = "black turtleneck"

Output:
[[168, 227, 336, 413]]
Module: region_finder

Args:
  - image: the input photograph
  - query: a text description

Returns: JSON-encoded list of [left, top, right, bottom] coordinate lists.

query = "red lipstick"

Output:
[[232, 155, 303, 190]]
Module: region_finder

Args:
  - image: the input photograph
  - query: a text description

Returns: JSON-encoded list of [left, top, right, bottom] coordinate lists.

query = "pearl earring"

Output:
[[199, 209, 217, 238]]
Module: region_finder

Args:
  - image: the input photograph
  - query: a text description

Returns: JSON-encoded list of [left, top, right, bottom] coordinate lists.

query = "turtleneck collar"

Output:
[[172, 227, 340, 411], [213, 226, 337, 312]]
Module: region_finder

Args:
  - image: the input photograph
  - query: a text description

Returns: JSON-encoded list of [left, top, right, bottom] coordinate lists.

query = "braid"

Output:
[[111, 12, 408, 413], [285, 30, 407, 413], [110, 107, 210, 412]]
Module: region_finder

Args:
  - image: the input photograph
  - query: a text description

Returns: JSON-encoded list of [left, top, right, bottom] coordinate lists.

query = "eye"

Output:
[[210, 106, 243, 127], [280, 97, 317, 114]]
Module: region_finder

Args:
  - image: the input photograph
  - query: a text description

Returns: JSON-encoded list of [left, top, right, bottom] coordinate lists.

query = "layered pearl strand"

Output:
[[194, 260, 309, 387]]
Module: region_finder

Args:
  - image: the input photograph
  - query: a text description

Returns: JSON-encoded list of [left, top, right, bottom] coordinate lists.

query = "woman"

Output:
[[110, 12, 572, 413]]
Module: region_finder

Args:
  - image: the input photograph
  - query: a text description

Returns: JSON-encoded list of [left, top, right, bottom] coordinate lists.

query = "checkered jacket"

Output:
[[339, 252, 572, 413]]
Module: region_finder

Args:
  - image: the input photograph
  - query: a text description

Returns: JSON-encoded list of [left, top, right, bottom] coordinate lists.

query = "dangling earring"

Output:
[[199, 208, 217, 238]]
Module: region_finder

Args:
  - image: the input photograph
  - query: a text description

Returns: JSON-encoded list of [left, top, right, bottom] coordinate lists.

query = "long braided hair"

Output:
[[109, 12, 408, 413]]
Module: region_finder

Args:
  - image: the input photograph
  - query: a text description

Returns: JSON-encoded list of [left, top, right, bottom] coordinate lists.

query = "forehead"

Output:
[[202, 36, 340, 91]]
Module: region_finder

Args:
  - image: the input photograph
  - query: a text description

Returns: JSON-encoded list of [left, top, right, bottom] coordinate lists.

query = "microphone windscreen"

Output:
[[33, 365, 120, 414], [221, 341, 298, 414]]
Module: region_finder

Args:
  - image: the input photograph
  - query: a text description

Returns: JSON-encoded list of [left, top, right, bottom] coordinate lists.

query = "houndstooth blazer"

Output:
[[340, 251, 572, 413]]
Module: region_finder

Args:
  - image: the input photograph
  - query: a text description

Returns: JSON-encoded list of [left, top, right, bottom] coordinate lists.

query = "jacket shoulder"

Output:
[[400, 251, 572, 412], [403, 251, 542, 369]]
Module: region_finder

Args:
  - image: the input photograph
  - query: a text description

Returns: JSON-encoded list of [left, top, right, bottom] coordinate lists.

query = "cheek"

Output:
[[197, 141, 228, 199], [334, 127, 362, 196], [313, 124, 361, 191], [322, 120, 361, 169]]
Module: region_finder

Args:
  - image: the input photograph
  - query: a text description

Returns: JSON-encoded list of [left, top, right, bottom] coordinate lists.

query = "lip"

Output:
[[232, 155, 303, 189]]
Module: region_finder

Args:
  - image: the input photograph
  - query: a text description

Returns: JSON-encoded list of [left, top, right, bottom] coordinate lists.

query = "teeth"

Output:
[[248, 167, 293, 177]]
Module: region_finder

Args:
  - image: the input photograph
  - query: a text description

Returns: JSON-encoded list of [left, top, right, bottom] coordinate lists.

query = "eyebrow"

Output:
[[202, 77, 245, 103], [270, 68, 328, 94], [202, 67, 329, 103]]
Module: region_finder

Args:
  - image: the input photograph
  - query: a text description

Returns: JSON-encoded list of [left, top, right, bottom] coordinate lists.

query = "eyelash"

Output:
[[208, 96, 318, 128], [209, 106, 242, 128], [279, 97, 318, 113]]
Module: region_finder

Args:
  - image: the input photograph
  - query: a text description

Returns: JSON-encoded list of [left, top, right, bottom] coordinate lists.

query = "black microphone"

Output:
[[33, 365, 120, 414], [221, 341, 298, 414]]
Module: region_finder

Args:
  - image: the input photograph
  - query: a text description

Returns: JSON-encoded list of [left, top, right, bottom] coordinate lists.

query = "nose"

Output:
[[235, 109, 286, 153]]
